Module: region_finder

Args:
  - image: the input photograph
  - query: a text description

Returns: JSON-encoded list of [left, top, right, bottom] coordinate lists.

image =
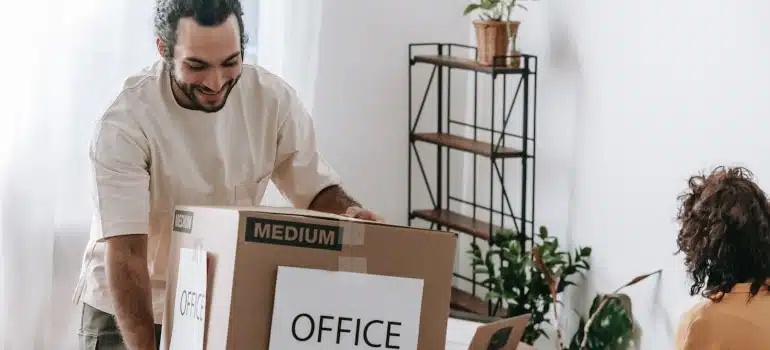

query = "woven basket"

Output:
[[473, 20, 520, 67]]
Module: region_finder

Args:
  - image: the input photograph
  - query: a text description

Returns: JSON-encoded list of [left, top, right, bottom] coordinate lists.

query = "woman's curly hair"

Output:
[[676, 166, 770, 301]]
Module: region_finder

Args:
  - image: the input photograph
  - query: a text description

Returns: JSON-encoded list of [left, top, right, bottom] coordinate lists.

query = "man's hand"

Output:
[[308, 185, 383, 222], [105, 234, 157, 350], [344, 206, 385, 223]]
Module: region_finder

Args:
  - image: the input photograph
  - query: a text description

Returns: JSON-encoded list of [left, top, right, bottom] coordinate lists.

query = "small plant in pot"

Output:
[[463, 0, 528, 66]]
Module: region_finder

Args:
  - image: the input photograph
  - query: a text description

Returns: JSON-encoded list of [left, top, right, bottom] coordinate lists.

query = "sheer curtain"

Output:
[[0, 1, 159, 348], [0, 0, 322, 349], [257, 0, 324, 207]]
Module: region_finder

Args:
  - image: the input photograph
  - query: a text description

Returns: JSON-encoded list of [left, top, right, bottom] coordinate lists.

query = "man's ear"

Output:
[[156, 37, 167, 58]]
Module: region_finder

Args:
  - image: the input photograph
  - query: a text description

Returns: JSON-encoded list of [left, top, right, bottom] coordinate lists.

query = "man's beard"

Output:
[[169, 69, 241, 113]]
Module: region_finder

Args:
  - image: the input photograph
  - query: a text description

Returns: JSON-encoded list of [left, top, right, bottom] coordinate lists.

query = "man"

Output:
[[72, 0, 382, 349], [674, 166, 770, 349]]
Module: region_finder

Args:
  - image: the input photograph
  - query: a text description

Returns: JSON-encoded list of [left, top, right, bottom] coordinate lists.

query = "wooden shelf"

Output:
[[450, 287, 508, 317], [412, 55, 527, 75], [449, 309, 500, 323], [451, 287, 489, 316], [412, 132, 524, 159], [411, 209, 500, 240]]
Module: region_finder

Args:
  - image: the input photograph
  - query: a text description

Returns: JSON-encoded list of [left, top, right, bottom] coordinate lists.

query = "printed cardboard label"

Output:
[[173, 210, 195, 233], [169, 247, 208, 350], [244, 217, 343, 251], [268, 266, 425, 350]]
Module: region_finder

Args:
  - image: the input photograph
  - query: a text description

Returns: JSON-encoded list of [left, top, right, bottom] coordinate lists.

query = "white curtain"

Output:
[[0, 1, 158, 348], [0, 0, 322, 348], [257, 0, 324, 207]]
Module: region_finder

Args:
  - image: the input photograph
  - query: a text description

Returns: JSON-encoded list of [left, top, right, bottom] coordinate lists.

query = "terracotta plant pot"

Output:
[[473, 19, 521, 66]]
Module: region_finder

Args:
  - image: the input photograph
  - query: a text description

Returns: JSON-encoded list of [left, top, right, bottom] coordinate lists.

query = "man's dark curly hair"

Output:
[[676, 166, 770, 302], [154, 0, 248, 62]]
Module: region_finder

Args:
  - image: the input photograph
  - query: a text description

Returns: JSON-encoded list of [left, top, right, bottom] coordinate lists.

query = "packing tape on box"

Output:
[[338, 220, 366, 273], [193, 238, 205, 263], [338, 256, 367, 273], [339, 220, 365, 246]]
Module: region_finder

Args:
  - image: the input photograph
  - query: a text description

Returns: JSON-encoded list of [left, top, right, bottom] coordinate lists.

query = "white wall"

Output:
[[311, 0, 472, 225], [498, 0, 770, 349], [310, 0, 770, 349]]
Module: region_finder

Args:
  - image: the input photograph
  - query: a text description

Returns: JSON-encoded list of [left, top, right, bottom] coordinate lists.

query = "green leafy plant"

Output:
[[468, 226, 591, 345], [568, 294, 634, 349], [567, 270, 661, 350], [468, 226, 661, 348], [463, 0, 527, 21], [462, 0, 532, 64]]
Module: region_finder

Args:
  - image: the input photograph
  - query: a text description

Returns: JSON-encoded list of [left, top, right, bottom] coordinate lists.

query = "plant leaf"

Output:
[[603, 293, 633, 323], [613, 269, 662, 293], [463, 3, 482, 15], [531, 247, 558, 295], [539, 225, 548, 239], [580, 247, 592, 256]]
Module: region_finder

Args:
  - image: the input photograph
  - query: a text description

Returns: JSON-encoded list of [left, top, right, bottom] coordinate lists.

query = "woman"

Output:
[[675, 166, 770, 349]]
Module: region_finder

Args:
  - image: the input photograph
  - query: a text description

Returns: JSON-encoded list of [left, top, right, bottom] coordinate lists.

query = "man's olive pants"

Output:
[[78, 303, 162, 350]]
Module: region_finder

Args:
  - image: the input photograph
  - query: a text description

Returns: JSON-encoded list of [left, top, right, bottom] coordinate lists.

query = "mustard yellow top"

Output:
[[675, 283, 770, 349]]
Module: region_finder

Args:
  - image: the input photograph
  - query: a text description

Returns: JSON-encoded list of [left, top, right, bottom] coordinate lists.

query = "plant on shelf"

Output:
[[462, 0, 528, 66], [468, 226, 591, 344]]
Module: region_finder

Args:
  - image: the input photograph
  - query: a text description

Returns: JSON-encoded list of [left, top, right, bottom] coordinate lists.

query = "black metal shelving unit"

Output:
[[407, 43, 538, 316]]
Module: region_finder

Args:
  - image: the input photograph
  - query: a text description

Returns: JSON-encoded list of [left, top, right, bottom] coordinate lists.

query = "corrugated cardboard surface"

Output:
[[160, 207, 240, 350], [160, 206, 457, 350], [445, 317, 535, 350]]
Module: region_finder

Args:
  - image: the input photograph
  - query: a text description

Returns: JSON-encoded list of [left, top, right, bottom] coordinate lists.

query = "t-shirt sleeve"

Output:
[[270, 88, 342, 209], [90, 117, 151, 240], [674, 306, 726, 350]]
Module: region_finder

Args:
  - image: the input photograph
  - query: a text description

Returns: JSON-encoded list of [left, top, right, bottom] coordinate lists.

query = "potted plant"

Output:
[[463, 0, 527, 66], [468, 226, 591, 344], [469, 225, 661, 348], [563, 271, 661, 349]]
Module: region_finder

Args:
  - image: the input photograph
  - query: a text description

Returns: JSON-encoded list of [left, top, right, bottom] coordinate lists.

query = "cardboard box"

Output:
[[445, 313, 534, 350], [158, 205, 458, 349]]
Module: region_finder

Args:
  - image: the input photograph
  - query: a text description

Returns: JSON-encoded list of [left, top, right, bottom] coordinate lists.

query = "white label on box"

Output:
[[269, 266, 425, 350], [169, 248, 208, 350]]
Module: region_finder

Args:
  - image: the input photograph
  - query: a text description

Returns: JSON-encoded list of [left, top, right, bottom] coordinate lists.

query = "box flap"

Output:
[[468, 313, 532, 350]]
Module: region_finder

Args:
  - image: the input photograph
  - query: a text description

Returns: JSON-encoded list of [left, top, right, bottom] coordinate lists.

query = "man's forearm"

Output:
[[308, 185, 361, 215], [106, 235, 156, 350]]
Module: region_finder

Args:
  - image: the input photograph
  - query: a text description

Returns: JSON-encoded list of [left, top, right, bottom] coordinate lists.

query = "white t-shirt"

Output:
[[72, 60, 342, 322]]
